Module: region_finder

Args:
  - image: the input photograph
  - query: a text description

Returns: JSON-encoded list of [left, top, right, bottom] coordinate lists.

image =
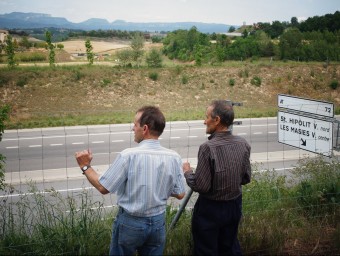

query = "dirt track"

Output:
[[61, 39, 160, 54], [62, 40, 130, 54]]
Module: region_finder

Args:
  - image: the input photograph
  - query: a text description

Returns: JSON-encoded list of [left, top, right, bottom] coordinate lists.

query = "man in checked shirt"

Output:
[[183, 100, 251, 256]]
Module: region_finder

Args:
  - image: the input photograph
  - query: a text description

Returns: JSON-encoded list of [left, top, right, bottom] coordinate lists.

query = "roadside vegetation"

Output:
[[0, 157, 338, 255]]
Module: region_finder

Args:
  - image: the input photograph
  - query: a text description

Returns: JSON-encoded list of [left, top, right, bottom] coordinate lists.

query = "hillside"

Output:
[[1, 61, 339, 127]]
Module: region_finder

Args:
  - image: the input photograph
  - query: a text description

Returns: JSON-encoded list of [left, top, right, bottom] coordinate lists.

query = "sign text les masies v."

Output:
[[278, 111, 333, 157]]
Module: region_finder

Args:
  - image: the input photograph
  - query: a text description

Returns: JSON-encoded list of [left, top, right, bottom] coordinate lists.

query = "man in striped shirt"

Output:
[[183, 100, 251, 255], [75, 106, 186, 256]]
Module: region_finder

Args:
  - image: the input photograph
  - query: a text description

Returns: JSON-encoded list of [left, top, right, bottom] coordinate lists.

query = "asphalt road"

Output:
[[1, 117, 320, 181], [1, 117, 335, 210]]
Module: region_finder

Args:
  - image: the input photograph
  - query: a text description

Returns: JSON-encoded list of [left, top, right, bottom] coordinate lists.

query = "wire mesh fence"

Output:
[[0, 110, 339, 255]]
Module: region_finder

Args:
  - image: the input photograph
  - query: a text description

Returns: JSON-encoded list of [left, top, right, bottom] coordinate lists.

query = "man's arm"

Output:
[[183, 145, 212, 193], [75, 149, 109, 195], [241, 144, 252, 185]]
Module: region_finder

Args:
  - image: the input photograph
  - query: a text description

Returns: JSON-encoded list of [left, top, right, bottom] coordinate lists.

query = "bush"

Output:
[[148, 72, 159, 81], [181, 74, 189, 84], [290, 157, 340, 217], [16, 76, 28, 87], [101, 78, 111, 86], [251, 76, 262, 86], [146, 49, 162, 68], [330, 80, 338, 90], [229, 78, 235, 86]]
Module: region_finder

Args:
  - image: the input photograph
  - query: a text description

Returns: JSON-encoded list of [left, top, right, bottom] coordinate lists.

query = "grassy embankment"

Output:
[[1, 60, 339, 129]]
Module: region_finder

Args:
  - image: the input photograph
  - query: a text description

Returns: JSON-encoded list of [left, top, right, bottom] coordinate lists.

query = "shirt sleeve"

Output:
[[98, 153, 128, 193], [241, 143, 251, 185], [184, 144, 212, 193], [171, 157, 187, 195]]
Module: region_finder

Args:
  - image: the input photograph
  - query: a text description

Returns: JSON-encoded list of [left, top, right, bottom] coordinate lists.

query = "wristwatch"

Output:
[[81, 165, 91, 174]]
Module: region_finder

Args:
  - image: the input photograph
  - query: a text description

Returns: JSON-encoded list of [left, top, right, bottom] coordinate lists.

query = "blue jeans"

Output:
[[109, 207, 166, 256]]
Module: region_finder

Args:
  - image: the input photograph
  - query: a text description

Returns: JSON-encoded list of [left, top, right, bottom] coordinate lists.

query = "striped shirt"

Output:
[[99, 139, 186, 217], [184, 131, 251, 201]]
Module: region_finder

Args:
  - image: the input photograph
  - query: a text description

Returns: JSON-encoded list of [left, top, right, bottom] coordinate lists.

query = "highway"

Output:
[[0, 117, 329, 208]]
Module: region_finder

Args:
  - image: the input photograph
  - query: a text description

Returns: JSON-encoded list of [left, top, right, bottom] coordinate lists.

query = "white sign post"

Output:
[[278, 111, 333, 157]]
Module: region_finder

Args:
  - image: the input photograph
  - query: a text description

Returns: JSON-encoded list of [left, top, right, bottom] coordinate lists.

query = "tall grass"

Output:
[[0, 185, 113, 255], [0, 157, 339, 255]]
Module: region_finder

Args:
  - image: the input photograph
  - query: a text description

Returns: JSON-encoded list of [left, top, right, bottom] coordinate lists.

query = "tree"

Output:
[[5, 35, 16, 68], [0, 105, 10, 190], [116, 49, 133, 67], [130, 34, 144, 67], [228, 26, 236, 33], [85, 39, 94, 65], [20, 36, 31, 49], [146, 48, 163, 68], [45, 31, 55, 67], [56, 43, 64, 50], [242, 29, 248, 38], [279, 28, 303, 60], [291, 17, 299, 27]]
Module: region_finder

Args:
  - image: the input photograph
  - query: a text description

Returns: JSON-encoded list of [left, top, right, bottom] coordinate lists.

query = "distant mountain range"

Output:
[[0, 12, 237, 33]]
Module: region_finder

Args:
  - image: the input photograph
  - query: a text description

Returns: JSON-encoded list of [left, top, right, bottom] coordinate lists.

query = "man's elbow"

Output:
[[173, 192, 185, 200], [98, 186, 110, 195]]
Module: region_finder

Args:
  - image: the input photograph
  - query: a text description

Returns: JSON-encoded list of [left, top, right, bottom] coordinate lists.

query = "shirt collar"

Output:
[[139, 139, 161, 146], [208, 131, 232, 140]]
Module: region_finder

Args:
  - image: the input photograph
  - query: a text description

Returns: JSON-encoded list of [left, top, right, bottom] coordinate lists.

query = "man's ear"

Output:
[[143, 124, 148, 132], [215, 115, 221, 124]]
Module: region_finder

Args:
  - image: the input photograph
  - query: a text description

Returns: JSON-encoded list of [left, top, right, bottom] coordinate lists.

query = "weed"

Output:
[[0, 76, 9, 87], [181, 74, 189, 84], [251, 76, 262, 86], [16, 76, 28, 87], [229, 78, 235, 86], [329, 80, 338, 90], [101, 78, 111, 86], [149, 72, 159, 81], [74, 70, 85, 81]]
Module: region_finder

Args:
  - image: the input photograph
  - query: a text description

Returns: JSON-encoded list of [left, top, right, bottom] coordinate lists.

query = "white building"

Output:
[[0, 29, 9, 42]]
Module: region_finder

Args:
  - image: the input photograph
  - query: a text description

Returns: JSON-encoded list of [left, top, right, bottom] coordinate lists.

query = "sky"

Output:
[[0, 0, 339, 26]]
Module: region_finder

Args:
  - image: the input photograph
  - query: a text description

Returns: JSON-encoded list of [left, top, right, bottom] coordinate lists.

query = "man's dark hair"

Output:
[[210, 100, 234, 127], [137, 106, 166, 136]]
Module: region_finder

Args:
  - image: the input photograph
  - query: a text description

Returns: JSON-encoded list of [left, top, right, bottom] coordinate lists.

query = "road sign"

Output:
[[278, 111, 333, 157], [278, 94, 334, 118]]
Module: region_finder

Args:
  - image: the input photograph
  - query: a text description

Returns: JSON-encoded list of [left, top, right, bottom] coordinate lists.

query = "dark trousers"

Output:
[[192, 195, 242, 256]]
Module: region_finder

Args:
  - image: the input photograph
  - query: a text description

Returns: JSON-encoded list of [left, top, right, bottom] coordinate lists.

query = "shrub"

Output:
[[329, 80, 338, 90], [181, 74, 189, 84], [229, 78, 235, 86], [146, 49, 162, 68], [251, 76, 262, 86], [16, 76, 28, 87], [101, 78, 111, 86], [148, 72, 159, 81], [74, 70, 85, 81]]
